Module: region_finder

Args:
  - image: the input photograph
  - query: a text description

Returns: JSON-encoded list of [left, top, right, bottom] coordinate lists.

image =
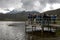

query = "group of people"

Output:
[[28, 13, 57, 25]]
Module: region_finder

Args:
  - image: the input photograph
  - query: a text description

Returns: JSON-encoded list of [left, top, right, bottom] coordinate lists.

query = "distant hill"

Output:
[[43, 9, 60, 16], [0, 11, 40, 21]]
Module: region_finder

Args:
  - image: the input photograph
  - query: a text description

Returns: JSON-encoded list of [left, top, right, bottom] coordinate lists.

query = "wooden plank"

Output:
[[50, 24, 60, 28]]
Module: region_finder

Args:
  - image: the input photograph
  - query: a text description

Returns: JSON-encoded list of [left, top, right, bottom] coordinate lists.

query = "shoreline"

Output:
[[0, 20, 25, 22]]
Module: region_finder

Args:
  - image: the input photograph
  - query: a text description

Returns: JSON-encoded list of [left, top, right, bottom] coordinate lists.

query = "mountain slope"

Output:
[[43, 9, 60, 15]]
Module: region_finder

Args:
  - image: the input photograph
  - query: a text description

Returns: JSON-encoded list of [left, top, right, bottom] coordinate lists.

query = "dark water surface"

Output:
[[0, 21, 25, 40]]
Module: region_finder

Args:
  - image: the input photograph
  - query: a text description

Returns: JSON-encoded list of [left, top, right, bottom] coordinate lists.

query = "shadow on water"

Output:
[[26, 31, 57, 40], [8, 23, 24, 27]]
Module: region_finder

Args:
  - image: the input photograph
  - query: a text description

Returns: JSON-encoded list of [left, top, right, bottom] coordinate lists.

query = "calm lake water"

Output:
[[0, 21, 25, 40], [0, 21, 60, 40]]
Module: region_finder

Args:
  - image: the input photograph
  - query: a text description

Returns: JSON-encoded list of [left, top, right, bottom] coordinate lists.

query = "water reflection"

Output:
[[0, 21, 25, 40]]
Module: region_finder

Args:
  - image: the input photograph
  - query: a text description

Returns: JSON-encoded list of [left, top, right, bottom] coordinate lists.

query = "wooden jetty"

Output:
[[25, 21, 60, 40], [25, 14, 60, 40]]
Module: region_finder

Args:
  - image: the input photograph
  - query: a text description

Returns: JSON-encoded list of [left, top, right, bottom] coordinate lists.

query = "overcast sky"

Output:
[[0, 0, 60, 13]]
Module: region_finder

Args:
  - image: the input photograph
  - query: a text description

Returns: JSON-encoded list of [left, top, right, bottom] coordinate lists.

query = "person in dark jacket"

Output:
[[28, 14, 33, 24], [42, 14, 47, 25]]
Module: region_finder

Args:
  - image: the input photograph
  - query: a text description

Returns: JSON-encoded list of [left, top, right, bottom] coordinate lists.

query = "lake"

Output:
[[0, 21, 25, 40], [0, 21, 60, 40]]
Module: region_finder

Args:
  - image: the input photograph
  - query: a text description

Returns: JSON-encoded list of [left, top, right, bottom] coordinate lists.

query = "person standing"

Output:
[[51, 15, 57, 24], [28, 14, 32, 24]]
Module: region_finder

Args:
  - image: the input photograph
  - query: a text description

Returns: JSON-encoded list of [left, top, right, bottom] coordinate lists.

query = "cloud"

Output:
[[52, 3, 60, 9], [0, 0, 60, 13], [39, 0, 60, 4], [0, 0, 22, 8], [21, 0, 60, 12], [38, 0, 60, 12], [21, 0, 36, 10]]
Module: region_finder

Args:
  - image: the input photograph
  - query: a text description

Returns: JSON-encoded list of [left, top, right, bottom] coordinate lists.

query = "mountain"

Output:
[[0, 10, 40, 21], [7, 10, 21, 14], [0, 8, 60, 21], [7, 9, 40, 14], [43, 9, 60, 15]]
